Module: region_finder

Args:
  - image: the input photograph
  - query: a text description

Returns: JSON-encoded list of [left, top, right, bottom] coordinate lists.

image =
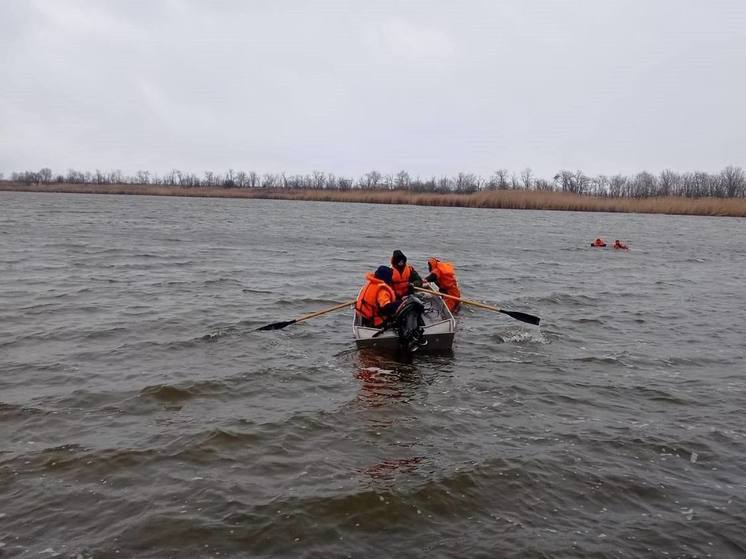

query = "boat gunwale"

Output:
[[352, 287, 456, 350]]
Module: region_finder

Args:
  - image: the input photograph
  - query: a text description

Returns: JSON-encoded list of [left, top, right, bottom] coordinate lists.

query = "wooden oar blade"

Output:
[[256, 299, 355, 332], [256, 319, 296, 331], [499, 310, 541, 326]]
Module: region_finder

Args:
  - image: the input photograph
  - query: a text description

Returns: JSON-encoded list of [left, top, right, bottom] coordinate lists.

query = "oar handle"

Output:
[[414, 287, 499, 311], [413, 287, 540, 325], [294, 300, 356, 323]]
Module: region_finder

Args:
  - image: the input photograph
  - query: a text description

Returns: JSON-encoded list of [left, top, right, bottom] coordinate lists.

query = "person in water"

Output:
[[613, 240, 629, 250], [591, 238, 607, 247], [424, 257, 461, 313], [355, 265, 400, 327], [390, 250, 423, 300]]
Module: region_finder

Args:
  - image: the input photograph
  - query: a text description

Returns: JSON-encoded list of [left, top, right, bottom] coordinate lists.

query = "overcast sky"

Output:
[[2, 0, 745, 179]]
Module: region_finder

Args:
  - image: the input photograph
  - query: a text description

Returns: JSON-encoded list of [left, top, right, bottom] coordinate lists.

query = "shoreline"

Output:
[[2, 182, 745, 217]]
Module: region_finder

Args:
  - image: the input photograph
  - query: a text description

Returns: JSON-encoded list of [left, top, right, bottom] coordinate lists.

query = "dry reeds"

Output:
[[2, 182, 745, 217]]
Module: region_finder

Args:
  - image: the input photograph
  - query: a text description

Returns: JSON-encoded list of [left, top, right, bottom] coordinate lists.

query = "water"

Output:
[[1, 191, 745, 558]]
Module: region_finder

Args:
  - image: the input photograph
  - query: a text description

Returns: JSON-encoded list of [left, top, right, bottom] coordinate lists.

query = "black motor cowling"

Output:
[[393, 295, 427, 352]]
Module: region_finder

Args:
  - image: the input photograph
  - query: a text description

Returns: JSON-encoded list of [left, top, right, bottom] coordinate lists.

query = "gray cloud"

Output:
[[2, 0, 745, 178]]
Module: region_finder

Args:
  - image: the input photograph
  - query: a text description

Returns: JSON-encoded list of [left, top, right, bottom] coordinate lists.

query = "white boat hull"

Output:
[[352, 290, 456, 353]]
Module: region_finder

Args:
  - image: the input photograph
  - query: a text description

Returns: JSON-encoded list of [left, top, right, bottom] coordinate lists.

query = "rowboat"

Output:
[[352, 290, 456, 353]]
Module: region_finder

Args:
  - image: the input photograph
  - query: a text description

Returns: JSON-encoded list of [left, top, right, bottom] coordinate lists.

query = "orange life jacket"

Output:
[[355, 272, 396, 327], [390, 264, 413, 299], [591, 238, 606, 247], [427, 258, 461, 312]]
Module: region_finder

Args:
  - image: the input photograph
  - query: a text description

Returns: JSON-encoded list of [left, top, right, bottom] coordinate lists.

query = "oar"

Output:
[[414, 287, 541, 326], [256, 300, 355, 331], [372, 322, 393, 337]]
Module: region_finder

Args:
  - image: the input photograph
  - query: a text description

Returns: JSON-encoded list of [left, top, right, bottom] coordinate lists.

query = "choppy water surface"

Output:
[[1, 191, 745, 558]]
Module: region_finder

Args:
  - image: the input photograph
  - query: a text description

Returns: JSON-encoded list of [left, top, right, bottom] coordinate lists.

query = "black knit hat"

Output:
[[374, 265, 393, 284], [391, 250, 407, 267]]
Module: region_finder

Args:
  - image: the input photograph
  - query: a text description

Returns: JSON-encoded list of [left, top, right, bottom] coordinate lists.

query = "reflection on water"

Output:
[[362, 456, 425, 480], [355, 353, 426, 483], [354, 349, 426, 407]]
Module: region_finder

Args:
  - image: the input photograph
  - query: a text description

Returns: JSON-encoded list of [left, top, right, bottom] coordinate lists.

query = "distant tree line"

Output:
[[5, 166, 746, 198]]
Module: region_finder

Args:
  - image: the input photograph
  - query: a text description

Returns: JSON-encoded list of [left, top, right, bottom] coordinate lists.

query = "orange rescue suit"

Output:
[[427, 258, 461, 312], [391, 265, 413, 299], [355, 273, 396, 327]]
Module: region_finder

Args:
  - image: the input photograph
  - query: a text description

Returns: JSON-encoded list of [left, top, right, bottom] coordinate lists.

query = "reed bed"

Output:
[[2, 182, 745, 217]]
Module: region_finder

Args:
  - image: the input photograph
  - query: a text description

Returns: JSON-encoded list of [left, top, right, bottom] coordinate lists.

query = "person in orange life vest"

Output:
[[591, 238, 607, 247], [355, 266, 400, 327], [390, 250, 423, 299], [424, 257, 462, 313], [613, 240, 629, 250]]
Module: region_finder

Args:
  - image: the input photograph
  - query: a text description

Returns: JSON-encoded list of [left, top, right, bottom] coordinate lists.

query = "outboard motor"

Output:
[[393, 295, 427, 352]]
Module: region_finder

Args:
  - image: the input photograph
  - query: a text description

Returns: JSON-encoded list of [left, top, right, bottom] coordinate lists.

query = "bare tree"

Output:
[[721, 165, 745, 198], [66, 169, 80, 183], [37, 168, 52, 183], [608, 174, 626, 198], [134, 170, 150, 184], [691, 172, 711, 198], [455, 172, 480, 193], [395, 170, 411, 190], [554, 170, 574, 193], [487, 169, 509, 190], [309, 171, 324, 190], [413, 176, 437, 192], [361, 170, 382, 189], [574, 170, 590, 195], [553, 170, 589, 194], [261, 173, 277, 188], [521, 168, 533, 190], [630, 171, 657, 198], [658, 169, 679, 197], [435, 176, 452, 192], [223, 169, 236, 187], [707, 173, 725, 198], [590, 175, 609, 197]]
